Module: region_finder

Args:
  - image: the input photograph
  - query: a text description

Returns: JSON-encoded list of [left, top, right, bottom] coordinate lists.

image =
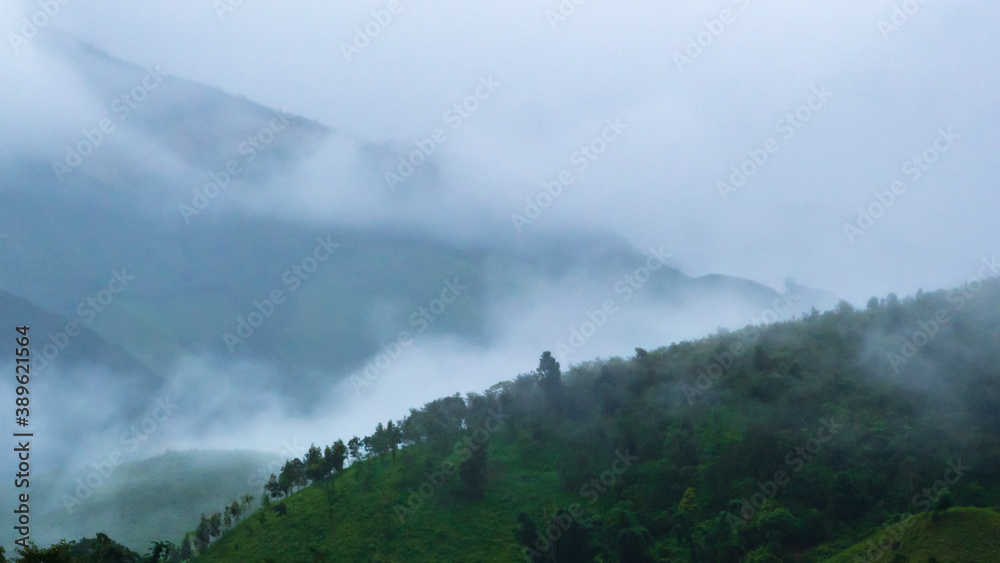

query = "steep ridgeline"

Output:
[[129, 278, 1000, 562]]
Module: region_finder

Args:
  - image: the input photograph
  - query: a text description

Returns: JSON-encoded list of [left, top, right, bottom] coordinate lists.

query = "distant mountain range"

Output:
[[0, 35, 835, 389], [0, 35, 838, 555]]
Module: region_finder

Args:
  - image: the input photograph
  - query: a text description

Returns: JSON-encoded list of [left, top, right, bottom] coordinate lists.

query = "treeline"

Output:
[[198, 279, 1000, 560], [22, 277, 1000, 561]]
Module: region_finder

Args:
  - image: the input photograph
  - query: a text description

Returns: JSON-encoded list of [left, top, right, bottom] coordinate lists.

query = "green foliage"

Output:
[[538, 350, 563, 393], [145, 540, 174, 563], [827, 507, 1000, 562], [34, 279, 1000, 561], [515, 512, 543, 562], [459, 446, 489, 496], [264, 473, 282, 499], [303, 443, 325, 482], [14, 533, 144, 563], [325, 439, 347, 473]]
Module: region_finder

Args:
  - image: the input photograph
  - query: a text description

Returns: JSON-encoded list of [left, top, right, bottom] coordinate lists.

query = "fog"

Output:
[[0, 0, 997, 551], [73, 2, 1000, 291], [3, 1, 997, 298]]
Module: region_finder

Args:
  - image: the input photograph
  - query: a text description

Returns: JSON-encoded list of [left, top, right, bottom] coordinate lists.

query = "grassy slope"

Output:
[[189, 280, 1000, 561], [825, 506, 1000, 562], [194, 439, 591, 562]]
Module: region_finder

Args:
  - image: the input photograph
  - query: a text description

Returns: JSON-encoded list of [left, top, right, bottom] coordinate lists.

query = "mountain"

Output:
[[0, 289, 158, 384], [2, 450, 275, 556], [0, 36, 851, 560], [0, 35, 835, 406], [163, 277, 1000, 562]]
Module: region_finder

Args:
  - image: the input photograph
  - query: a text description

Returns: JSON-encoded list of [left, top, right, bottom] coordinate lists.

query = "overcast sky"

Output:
[[2, 5, 1000, 544], [4, 1, 999, 303]]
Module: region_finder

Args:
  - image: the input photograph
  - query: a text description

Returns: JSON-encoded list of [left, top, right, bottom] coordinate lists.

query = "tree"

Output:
[[552, 508, 595, 563], [278, 458, 305, 495], [537, 351, 562, 392], [671, 489, 697, 559], [326, 439, 347, 473], [291, 457, 308, 490], [932, 490, 954, 522], [697, 511, 745, 562], [265, 472, 283, 498], [241, 493, 254, 513], [304, 443, 325, 482], [14, 540, 75, 562], [678, 487, 697, 516], [195, 514, 211, 550], [179, 535, 193, 561], [421, 394, 469, 454], [321, 481, 338, 520], [223, 507, 232, 531], [230, 499, 242, 523], [515, 512, 543, 562], [347, 436, 362, 462], [936, 491, 954, 512], [459, 445, 489, 496], [609, 501, 652, 563], [146, 540, 174, 563], [386, 420, 400, 460], [371, 423, 386, 458]]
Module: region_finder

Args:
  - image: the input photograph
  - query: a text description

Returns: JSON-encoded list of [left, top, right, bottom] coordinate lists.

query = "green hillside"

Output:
[[17, 278, 1000, 562], [191, 440, 574, 562], [825, 506, 1000, 562]]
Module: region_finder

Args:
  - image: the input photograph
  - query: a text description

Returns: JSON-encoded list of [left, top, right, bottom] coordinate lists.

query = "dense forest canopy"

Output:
[[13, 278, 1000, 561]]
